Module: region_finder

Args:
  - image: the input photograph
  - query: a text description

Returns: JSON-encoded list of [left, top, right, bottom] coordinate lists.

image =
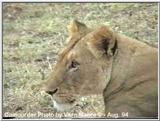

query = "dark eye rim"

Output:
[[69, 60, 80, 69]]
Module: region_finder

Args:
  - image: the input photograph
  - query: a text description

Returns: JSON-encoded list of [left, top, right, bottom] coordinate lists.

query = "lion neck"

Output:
[[103, 34, 151, 100]]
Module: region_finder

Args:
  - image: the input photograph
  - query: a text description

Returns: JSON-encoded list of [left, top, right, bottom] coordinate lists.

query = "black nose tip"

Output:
[[45, 88, 58, 95], [69, 99, 76, 103]]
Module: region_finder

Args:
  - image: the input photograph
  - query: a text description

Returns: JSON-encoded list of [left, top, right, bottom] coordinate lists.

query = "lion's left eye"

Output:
[[70, 60, 80, 68], [71, 60, 79, 68]]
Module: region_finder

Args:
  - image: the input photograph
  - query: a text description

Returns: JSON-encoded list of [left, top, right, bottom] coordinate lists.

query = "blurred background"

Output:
[[3, 3, 158, 119]]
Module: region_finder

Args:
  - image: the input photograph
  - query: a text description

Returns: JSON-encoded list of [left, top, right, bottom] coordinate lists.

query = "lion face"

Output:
[[45, 20, 117, 111]]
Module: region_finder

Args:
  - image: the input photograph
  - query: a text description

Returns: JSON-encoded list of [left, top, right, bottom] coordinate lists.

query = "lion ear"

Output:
[[68, 20, 88, 36], [87, 26, 117, 59]]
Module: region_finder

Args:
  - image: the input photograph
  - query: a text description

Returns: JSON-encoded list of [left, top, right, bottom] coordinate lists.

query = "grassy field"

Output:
[[3, 3, 158, 119]]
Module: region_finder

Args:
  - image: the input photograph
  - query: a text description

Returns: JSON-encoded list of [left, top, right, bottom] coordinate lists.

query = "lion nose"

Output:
[[45, 88, 58, 96]]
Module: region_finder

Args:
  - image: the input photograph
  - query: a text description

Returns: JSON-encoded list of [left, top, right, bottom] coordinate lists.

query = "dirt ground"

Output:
[[2, 3, 158, 119]]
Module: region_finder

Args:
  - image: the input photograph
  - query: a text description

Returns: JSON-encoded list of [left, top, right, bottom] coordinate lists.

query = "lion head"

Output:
[[45, 20, 117, 111]]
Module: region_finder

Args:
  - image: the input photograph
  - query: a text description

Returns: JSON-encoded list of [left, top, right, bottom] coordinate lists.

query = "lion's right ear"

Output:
[[68, 20, 88, 36], [87, 26, 117, 59]]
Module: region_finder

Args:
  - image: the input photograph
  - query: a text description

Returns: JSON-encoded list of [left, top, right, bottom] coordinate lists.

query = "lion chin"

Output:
[[53, 100, 76, 112]]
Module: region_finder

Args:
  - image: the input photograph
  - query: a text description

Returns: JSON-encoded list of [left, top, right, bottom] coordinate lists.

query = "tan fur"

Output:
[[45, 20, 158, 118]]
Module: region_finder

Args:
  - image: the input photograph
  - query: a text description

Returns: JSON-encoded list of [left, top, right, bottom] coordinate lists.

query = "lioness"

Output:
[[45, 20, 158, 118]]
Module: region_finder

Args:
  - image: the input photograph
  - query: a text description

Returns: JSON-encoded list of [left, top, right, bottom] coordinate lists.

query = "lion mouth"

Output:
[[53, 100, 77, 112]]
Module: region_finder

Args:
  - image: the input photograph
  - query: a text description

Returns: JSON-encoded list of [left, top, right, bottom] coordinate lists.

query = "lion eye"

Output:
[[69, 60, 80, 69]]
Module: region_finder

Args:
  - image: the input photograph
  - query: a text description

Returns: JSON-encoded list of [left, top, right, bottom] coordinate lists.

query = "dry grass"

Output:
[[3, 3, 158, 119]]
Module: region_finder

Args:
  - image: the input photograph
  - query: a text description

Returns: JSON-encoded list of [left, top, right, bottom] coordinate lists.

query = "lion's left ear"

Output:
[[87, 26, 117, 59]]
